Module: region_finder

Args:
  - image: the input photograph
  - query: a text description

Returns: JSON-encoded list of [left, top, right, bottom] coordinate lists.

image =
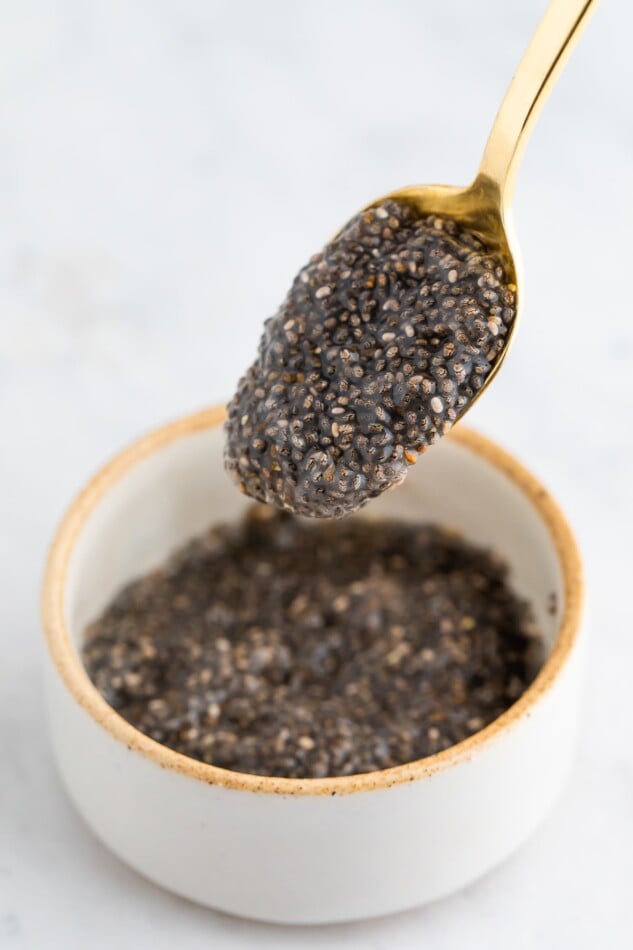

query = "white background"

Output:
[[1, 1, 632, 947]]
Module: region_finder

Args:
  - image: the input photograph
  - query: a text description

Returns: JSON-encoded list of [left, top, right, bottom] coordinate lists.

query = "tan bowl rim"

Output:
[[41, 406, 584, 796]]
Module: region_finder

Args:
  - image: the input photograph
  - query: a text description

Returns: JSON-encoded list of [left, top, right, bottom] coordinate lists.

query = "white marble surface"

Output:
[[1, 1, 632, 946]]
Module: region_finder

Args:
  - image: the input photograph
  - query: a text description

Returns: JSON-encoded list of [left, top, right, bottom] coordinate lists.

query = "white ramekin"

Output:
[[41, 407, 584, 924]]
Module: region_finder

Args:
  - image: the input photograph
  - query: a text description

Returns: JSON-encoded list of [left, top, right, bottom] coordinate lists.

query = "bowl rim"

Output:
[[41, 406, 583, 796]]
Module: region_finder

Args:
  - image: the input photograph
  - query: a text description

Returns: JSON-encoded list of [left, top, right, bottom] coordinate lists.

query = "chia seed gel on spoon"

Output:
[[225, 199, 515, 517]]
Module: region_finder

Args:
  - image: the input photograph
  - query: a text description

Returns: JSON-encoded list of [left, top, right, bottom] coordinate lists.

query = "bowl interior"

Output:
[[65, 422, 564, 659]]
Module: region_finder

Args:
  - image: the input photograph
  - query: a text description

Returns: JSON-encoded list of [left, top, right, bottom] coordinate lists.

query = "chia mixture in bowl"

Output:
[[225, 199, 516, 518], [82, 505, 542, 780]]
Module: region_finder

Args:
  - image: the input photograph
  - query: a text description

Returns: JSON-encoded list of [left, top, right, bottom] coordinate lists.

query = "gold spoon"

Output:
[[226, 0, 600, 519], [365, 0, 599, 410]]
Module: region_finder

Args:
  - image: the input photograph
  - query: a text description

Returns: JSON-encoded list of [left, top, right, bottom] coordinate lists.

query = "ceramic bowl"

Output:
[[41, 407, 583, 924]]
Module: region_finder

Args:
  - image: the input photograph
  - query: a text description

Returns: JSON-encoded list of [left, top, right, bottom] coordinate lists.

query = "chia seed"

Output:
[[225, 200, 516, 518], [82, 505, 542, 780]]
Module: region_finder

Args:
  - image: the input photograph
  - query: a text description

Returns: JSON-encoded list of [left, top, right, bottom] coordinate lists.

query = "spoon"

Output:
[[368, 0, 599, 407], [226, 0, 599, 518]]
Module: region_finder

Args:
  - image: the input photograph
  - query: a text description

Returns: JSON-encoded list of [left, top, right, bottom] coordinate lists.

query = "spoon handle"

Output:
[[477, 0, 599, 205]]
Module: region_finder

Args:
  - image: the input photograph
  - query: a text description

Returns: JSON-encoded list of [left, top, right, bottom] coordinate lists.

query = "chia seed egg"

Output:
[[225, 199, 516, 518], [82, 505, 541, 780]]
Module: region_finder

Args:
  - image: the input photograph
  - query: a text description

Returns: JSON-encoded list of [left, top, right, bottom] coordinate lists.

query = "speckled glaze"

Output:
[[41, 407, 584, 924]]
